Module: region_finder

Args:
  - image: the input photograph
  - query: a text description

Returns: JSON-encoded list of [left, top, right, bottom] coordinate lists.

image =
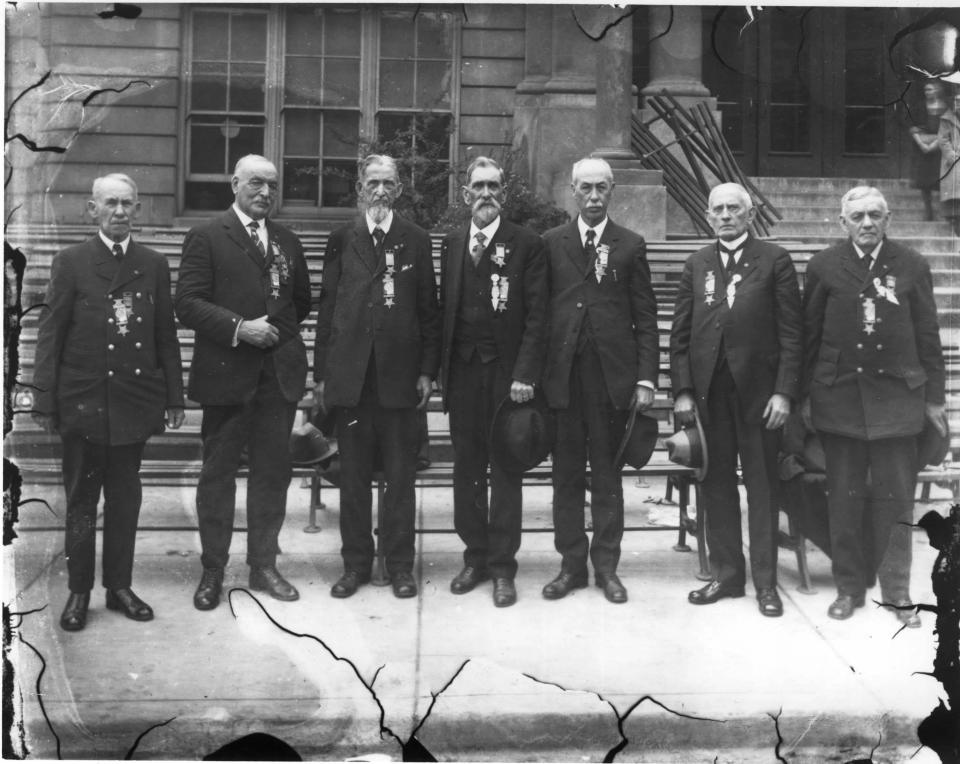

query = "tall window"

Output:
[[183, 6, 458, 213]]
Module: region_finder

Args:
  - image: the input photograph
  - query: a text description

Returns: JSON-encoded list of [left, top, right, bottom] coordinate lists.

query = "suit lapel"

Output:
[[561, 222, 589, 277], [93, 236, 121, 285], [109, 240, 147, 293], [873, 238, 897, 283], [350, 219, 378, 274], [445, 226, 467, 316], [224, 210, 267, 271], [730, 236, 760, 288]]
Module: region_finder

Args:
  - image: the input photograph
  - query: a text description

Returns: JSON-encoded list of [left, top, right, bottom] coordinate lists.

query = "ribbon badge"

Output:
[[113, 298, 130, 336], [873, 276, 899, 306], [726, 274, 742, 308], [491, 273, 510, 311], [492, 243, 508, 268], [269, 239, 291, 298], [383, 249, 396, 307], [595, 244, 609, 283], [862, 296, 877, 335], [705, 270, 716, 306]]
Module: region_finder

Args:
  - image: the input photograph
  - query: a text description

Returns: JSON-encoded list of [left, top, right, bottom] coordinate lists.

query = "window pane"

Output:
[[417, 14, 453, 58], [283, 159, 319, 203], [285, 58, 323, 106], [229, 62, 265, 112], [190, 125, 225, 173], [321, 160, 356, 207], [191, 62, 227, 111], [419, 114, 452, 160], [228, 122, 265, 169], [845, 108, 884, 154], [377, 113, 411, 145], [416, 61, 452, 109], [325, 10, 362, 56], [323, 59, 360, 106], [231, 13, 266, 62], [719, 104, 743, 154], [379, 60, 415, 108], [193, 12, 228, 60], [323, 111, 359, 157], [286, 7, 323, 55], [770, 105, 810, 153], [284, 110, 320, 156], [186, 181, 233, 210], [845, 49, 883, 106], [380, 12, 415, 58]]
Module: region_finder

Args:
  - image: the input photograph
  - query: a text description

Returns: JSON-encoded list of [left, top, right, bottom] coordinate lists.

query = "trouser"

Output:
[[61, 436, 145, 592], [196, 358, 298, 570]]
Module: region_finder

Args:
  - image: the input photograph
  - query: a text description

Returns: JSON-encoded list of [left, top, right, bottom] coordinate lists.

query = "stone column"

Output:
[[640, 5, 711, 102], [592, 9, 634, 160]]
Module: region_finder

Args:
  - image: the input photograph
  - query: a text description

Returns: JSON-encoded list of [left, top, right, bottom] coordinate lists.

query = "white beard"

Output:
[[367, 202, 390, 224]]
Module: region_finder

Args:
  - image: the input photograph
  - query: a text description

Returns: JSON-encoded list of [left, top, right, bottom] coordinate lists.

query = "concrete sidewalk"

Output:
[[5, 475, 952, 762]]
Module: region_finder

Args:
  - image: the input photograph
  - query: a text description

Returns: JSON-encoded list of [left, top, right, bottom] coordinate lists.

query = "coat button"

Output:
[[108, 318, 114, 324], [108, 344, 115, 351], [135, 368, 141, 375], [136, 292, 142, 298], [107, 370, 114, 377], [136, 316, 142, 323], [856, 343, 863, 349], [876, 343, 883, 350], [135, 342, 142, 349], [368, 302, 373, 308], [576, 302, 583, 308], [878, 368, 884, 374], [856, 367, 863, 373]]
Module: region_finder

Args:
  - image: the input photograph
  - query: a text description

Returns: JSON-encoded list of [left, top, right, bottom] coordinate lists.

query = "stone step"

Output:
[[769, 205, 929, 222], [750, 176, 915, 193], [770, 220, 953, 237], [783, 233, 959, 255], [760, 196, 929, 215]]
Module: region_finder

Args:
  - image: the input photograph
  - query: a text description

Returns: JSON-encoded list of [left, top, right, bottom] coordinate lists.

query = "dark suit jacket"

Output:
[[33, 236, 184, 444], [175, 208, 311, 405], [670, 235, 803, 425], [314, 215, 441, 408], [803, 237, 944, 440], [439, 218, 548, 409], [542, 219, 659, 410]]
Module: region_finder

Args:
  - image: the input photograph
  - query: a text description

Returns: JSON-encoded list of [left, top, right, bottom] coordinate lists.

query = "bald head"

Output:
[[232, 154, 278, 220]]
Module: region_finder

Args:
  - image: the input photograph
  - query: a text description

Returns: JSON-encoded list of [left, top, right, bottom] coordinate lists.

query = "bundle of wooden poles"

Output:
[[630, 90, 782, 237]]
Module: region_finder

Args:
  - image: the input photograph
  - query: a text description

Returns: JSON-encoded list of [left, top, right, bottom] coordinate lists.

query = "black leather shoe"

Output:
[[60, 592, 90, 632], [827, 593, 865, 620], [887, 600, 921, 629], [450, 566, 489, 594], [688, 580, 746, 605], [492, 577, 517, 607], [194, 567, 224, 611], [596, 573, 628, 604], [249, 566, 299, 602], [391, 571, 418, 599], [105, 587, 154, 621], [756, 587, 784, 617], [331, 570, 370, 599], [542, 571, 588, 600]]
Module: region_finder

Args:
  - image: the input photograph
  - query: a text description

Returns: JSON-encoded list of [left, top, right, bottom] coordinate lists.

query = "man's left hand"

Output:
[[166, 407, 186, 429], [630, 384, 654, 412], [763, 394, 790, 430], [510, 381, 534, 403], [926, 402, 948, 437], [416, 375, 433, 410]]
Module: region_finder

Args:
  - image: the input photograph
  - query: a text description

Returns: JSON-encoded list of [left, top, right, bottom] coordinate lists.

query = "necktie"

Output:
[[471, 231, 486, 266], [248, 221, 265, 257], [864, 253, 874, 271], [584, 229, 596, 268], [373, 226, 385, 254], [722, 246, 738, 278], [112, 244, 124, 261]]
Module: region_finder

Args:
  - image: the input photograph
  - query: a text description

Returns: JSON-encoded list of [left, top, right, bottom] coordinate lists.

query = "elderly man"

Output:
[[671, 182, 802, 617], [33, 173, 185, 631], [803, 186, 946, 623], [314, 154, 441, 599], [541, 157, 659, 604], [439, 156, 548, 607], [175, 154, 312, 610]]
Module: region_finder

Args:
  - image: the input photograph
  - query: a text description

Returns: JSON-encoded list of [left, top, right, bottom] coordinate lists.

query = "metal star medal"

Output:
[[113, 298, 130, 335], [704, 270, 715, 306]]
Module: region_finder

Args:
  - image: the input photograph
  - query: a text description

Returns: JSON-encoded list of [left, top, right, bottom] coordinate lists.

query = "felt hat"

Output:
[[289, 422, 339, 466], [917, 418, 950, 468], [614, 408, 660, 469], [664, 407, 709, 481], [489, 394, 556, 474]]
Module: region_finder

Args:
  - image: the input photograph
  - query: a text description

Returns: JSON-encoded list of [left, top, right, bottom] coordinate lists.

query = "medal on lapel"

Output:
[[493, 243, 507, 268], [491, 273, 500, 310], [873, 276, 899, 305], [113, 298, 130, 336], [383, 249, 396, 307], [269, 266, 281, 298], [595, 244, 609, 283], [726, 274, 742, 307], [497, 276, 509, 311], [704, 270, 715, 306], [862, 296, 877, 335]]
